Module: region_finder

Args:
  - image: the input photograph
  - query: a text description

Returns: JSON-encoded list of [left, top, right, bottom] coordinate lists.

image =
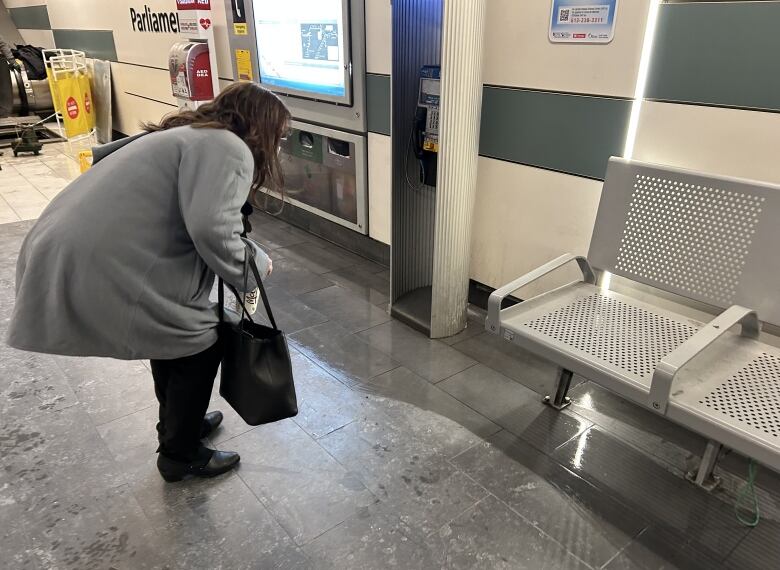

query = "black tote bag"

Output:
[[218, 255, 297, 426]]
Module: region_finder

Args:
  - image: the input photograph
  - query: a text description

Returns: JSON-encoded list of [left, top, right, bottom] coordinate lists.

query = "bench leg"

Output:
[[686, 440, 722, 491], [544, 368, 573, 411]]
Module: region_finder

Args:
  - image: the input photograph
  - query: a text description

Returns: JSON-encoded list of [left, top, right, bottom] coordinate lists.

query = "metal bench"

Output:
[[486, 157, 780, 488]]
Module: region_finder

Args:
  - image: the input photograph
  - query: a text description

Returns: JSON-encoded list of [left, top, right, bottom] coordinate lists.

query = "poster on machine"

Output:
[[549, 0, 618, 44]]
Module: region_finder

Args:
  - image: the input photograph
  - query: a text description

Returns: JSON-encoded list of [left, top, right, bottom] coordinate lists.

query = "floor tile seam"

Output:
[[298, 516, 352, 549], [557, 446, 743, 538], [310, 289, 392, 324], [448, 433, 497, 464], [349, 323, 474, 369], [283, 232, 379, 263], [116, 481, 169, 526], [364, 363, 404, 384], [93, 403, 157, 430], [230, 470, 306, 549], [18, 165, 60, 187], [319, 269, 389, 297], [42, 156, 78, 176], [211, 425, 261, 448], [291, 341, 399, 391], [550, 417, 595, 454], [309, 419, 356, 442], [37, 158, 64, 179], [719, 526, 755, 565], [598, 525, 652, 570], [35, 399, 81, 416], [294, 281, 340, 299], [448, 334, 481, 353], [431, 362, 480, 386], [0, 189, 28, 220], [470, 423, 659, 531], [429, 490, 597, 569], [1, 181, 50, 207], [444, 340, 536, 387], [557, 407, 711, 482], [591, 426, 696, 481], [291, 413, 354, 441], [0, 192, 21, 218], [291, 330, 400, 384], [472, 481, 601, 570], [435, 376, 525, 439], [311, 240, 384, 270], [295, 411, 383, 507], [551, 429, 677, 501], [650, 519, 746, 565], [355, 364, 502, 444], [274, 249, 358, 276], [328, 258, 374, 275], [124, 472, 236, 542], [421, 494, 493, 542], [50, 354, 95, 392], [1, 163, 25, 178]]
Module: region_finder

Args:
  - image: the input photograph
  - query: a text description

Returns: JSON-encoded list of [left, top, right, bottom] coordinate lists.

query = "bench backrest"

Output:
[[589, 157, 780, 328]]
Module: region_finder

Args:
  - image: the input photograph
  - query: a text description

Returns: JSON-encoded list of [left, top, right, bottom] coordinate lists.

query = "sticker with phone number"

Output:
[[558, 6, 610, 25], [550, 0, 618, 44]]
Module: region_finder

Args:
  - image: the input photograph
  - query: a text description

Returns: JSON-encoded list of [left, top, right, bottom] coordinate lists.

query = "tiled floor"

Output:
[[0, 142, 82, 223], [1, 161, 779, 569]]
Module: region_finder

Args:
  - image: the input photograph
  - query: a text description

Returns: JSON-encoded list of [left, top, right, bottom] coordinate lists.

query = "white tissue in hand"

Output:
[[234, 288, 259, 316]]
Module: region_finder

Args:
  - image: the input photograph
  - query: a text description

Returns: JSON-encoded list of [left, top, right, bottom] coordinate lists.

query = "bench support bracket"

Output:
[[686, 440, 722, 491], [544, 368, 573, 411]]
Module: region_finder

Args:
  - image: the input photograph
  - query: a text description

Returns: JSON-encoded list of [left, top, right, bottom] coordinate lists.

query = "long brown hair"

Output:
[[144, 83, 291, 194]]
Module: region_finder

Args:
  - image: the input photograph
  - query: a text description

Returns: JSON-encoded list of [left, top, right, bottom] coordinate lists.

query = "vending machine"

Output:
[[224, 0, 369, 234]]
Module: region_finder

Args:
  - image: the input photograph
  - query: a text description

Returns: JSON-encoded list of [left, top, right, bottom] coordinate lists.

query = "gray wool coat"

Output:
[[6, 126, 271, 360]]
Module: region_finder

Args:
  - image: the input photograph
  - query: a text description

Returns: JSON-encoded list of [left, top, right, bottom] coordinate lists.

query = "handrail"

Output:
[[648, 305, 761, 414], [486, 254, 596, 334]]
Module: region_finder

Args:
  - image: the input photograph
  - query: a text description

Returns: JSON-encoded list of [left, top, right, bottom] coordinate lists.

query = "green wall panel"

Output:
[[647, 3, 780, 111], [366, 73, 391, 136], [366, 74, 632, 179], [9, 6, 51, 30], [480, 87, 632, 180], [52, 29, 118, 62]]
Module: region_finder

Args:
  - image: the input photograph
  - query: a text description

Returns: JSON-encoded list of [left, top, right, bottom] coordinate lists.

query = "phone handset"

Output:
[[413, 106, 427, 161], [412, 65, 440, 187]]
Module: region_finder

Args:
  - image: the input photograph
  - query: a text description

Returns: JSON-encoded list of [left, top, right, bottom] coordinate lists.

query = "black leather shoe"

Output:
[[200, 411, 224, 438], [157, 449, 240, 482]]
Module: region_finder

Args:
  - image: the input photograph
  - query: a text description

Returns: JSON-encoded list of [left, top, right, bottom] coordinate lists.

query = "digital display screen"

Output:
[[254, 0, 351, 104]]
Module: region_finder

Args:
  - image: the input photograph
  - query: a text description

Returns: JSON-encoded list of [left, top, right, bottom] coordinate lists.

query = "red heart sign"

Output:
[[200, 18, 211, 30]]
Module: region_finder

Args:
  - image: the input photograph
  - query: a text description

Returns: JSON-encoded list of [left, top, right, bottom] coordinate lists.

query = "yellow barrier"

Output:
[[78, 150, 93, 174], [47, 68, 95, 139]]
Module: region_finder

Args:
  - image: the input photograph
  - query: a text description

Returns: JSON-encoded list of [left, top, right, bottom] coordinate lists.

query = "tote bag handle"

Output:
[[218, 247, 278, 331]]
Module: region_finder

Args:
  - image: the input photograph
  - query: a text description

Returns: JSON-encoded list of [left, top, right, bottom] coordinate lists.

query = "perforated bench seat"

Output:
[[496, 282, 780, 472], [487, 157, 780, 485]]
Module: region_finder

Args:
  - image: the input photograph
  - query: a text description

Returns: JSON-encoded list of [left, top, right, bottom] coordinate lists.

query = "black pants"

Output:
[[151, 339, 222, 462]]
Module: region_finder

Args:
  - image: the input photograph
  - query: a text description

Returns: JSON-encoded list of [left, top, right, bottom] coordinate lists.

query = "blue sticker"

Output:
[[550, 0, 619, 44]]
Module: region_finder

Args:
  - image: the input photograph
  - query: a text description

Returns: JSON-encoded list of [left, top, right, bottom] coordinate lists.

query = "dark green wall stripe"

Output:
[[9, 6, 51, 30], [366, 76, 628, 179], [479, 87, 632, 180], [647, 3, 780, 112], [366, 73, 391, 136], [52, 30, 118, 62]]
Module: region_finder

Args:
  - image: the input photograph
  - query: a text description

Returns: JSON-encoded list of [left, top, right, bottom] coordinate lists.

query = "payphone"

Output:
[[413, 65, 440, 187], [169, 42, 214, 102]]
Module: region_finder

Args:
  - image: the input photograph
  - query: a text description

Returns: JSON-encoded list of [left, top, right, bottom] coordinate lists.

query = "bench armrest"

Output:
[[648, 305, 761, 414], [486, 254, 596, 334]]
